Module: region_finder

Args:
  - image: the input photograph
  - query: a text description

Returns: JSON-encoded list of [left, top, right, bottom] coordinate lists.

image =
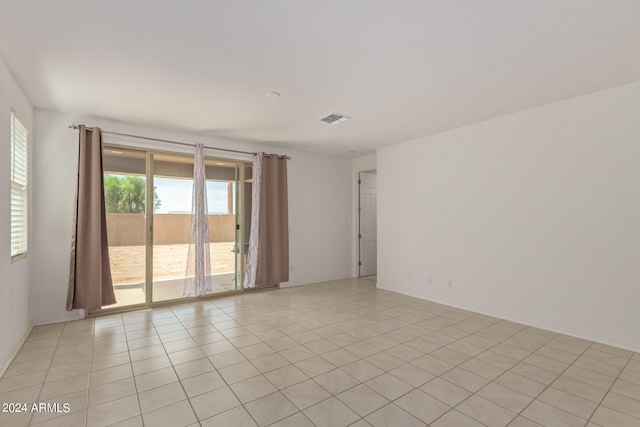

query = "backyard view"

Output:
[[104, 168, 238, 307], [109, 242, 235, 285]]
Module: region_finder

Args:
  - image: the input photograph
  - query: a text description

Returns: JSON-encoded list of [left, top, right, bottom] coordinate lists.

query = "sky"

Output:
[[154, 178, 234, 214], [105, 174, 235, 214]]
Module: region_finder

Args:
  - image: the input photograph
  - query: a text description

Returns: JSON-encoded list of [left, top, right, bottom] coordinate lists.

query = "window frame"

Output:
[[10, 110, 28, 260]]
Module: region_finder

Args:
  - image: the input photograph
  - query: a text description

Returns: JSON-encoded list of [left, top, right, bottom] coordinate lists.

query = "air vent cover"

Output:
[[320, 113, 351, 124]]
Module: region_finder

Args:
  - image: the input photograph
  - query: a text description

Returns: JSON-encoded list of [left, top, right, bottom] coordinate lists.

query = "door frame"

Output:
[[88, 143, 251, 316], [358, 171, 377, 277], [352, 168, 377, 277]]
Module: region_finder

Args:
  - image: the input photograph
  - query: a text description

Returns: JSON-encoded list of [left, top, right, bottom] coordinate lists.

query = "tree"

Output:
[[104, 175, 161, 213]]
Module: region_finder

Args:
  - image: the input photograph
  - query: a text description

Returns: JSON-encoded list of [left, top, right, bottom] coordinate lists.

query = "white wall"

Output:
[[32, 109, 351, 323], [285, 150, 351, 287], [0, 57, 33, 374], [378, 82, 640, 351], [351, 153, 376, 173]]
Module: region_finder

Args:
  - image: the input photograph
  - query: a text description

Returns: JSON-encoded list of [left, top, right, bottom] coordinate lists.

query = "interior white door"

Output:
[[359, 172, 377, 276]]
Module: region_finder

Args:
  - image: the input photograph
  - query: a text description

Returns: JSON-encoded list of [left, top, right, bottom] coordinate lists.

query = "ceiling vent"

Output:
[[320, 113, 351, 124]]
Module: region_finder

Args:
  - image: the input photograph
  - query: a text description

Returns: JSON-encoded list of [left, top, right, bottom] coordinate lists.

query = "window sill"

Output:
[[11, 252, 27, 263]]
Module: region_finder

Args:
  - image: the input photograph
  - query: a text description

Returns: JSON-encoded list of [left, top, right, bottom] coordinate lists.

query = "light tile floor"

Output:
[[1, 278, 639, 427]]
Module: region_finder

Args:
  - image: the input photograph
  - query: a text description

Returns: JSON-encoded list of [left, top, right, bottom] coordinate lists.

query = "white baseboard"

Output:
[[2, 311, 85, 377], [281, 275, 352, 288], [377, 282, 640, 354], [0, 323, 34, 378], [33, 310, 85, 326]]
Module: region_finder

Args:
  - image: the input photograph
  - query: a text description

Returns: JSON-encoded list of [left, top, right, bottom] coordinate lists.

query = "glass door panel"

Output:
[[151, 154, 241, 302], [205, 159, 239, 293], [103, 147, 147, 308], [151, 153, 195, 302]]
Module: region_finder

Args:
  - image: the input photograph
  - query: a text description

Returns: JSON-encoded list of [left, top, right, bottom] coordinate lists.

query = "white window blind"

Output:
[[10, 111, 28, 258]]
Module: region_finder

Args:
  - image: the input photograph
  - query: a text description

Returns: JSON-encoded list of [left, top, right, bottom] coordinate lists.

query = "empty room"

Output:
[[1, 1, 639, 426]]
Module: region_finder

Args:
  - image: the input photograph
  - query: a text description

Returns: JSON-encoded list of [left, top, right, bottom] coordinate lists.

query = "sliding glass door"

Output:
[[103, 147, 148, 308], [151, 154, 241, 302], [205, 159, 242, 294], [101, 146, 246, 311]]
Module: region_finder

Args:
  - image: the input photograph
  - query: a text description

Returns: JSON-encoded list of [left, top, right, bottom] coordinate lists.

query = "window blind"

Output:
[[10, 111, 28, 258]]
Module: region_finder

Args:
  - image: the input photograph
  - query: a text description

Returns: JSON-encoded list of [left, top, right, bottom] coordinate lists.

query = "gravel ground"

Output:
[[108, 242, 236, 285]]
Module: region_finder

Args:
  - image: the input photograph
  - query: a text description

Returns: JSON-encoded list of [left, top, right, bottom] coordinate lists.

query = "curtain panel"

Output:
[[245, 152, 289, 288], [244, 153, 263, 288], [67, 126, 116, 310], [184, 143, 212, 297]]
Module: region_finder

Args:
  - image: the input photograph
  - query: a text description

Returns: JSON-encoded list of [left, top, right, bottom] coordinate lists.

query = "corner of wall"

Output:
[[0, 55, 35, 374], [376, 82, 640, 351]]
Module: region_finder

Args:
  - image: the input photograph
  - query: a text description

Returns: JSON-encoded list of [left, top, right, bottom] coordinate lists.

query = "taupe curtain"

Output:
[[245, 152, 289, 288], [67, 126, 116, 310]]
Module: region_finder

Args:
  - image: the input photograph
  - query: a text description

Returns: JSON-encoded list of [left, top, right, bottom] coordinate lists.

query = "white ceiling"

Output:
[[1, 1, 639, 156]]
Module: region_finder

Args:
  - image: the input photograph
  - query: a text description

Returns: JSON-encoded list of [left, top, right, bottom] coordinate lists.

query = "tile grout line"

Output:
[[9, 279, 640, 427], [121, 311, 147, 427], [213, 286, 381, 425], [130, 283, 517, 427], [324, 288, 526, 425], [422, 317, 636, 423], [583, 350, 634, 426], [24, 325, 61, 427], [163, 299, 298, 426], [154, 305, 207, 426], [506, 341, 603, 426], [202, 301, 300, 426], [176, 301, 267, 427], [84, 320, 96, 427], [314, 297, 528, 426], [280, 287, 477, 425], [32, 322, 88, 427], [418, 309, 545, 425]]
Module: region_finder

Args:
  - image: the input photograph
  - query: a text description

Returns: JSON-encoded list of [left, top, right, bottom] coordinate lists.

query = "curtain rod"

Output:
[[68, 125, 291, 160]]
